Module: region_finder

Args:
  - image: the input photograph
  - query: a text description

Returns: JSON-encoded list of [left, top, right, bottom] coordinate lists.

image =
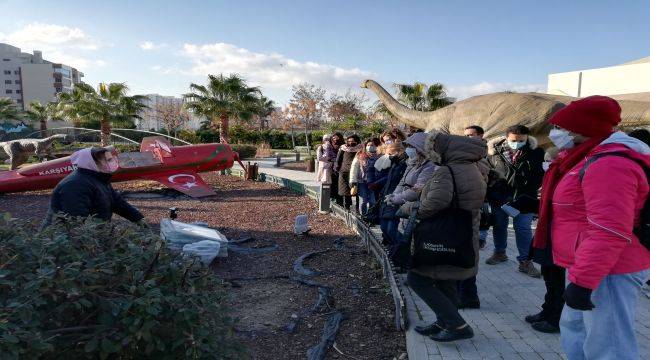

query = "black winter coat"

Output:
[[48, 168, 144, 223], [335, 149, 359, 196], [487, 138, 544, 213], [378, 154, 408, 219]]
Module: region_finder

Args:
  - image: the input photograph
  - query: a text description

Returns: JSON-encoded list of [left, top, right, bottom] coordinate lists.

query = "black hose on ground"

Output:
[[306, 311, 345, 360]]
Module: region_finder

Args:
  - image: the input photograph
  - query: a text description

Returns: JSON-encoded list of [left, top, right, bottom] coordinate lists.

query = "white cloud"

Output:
[[178, 42, 376, 93], [0, 22, 104, 71], [1, 22, 101, 51], [140, 41, 166, 51], [447, 82, 546, 100]]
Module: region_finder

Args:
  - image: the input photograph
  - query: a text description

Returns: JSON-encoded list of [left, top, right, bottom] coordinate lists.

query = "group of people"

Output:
[[316, 95, 650, 358], [44, 95, 649, 359]]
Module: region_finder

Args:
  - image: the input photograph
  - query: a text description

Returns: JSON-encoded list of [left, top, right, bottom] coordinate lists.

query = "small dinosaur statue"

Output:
[[361, 79, 650, 145], [0, 134, 69, 170]]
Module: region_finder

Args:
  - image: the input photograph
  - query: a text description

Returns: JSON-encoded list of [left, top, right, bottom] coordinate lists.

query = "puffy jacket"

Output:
[[390, 159, 436, 205], [551, 132, 650, 289], [401, 132, 488, 280], [487, 137, 544, 212], [48, 168, 144, 223]]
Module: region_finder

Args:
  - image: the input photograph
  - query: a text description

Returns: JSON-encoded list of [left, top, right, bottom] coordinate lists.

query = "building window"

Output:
[[55, 87, 62, 92], [14, 80, 20, 84], [5, 89, 12, 94], [3, 70, 10, 75], [15, 90, 21, 94], [16, 98, 22, 103], [14, 70, 19, 74], [3, 58, 10, 61], [4, 80, 11, 84]]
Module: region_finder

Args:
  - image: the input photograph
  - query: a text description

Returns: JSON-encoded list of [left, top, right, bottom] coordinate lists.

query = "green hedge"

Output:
[[0, 216, 242, 359], [231, 144, 257, 159]]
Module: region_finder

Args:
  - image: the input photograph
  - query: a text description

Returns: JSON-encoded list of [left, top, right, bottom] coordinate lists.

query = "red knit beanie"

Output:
[[548, 95, 621, 137]]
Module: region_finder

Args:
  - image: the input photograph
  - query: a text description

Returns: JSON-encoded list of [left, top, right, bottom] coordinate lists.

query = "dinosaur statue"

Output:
[[361, 79, 650, 145], [0, 134, 69, 170]]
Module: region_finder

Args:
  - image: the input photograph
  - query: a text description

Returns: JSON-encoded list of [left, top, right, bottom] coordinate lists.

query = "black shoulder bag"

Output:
[[412, 166, 476, 268]]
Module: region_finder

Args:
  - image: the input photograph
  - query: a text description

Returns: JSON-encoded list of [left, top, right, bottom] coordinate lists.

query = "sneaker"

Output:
[[531, 321, 560, 333], [430, 324, 474, 342], [414, 321, 444, 336], [519, 261, 541, 278], [525, 312, 546, 324], [485, 252, 508, 265]]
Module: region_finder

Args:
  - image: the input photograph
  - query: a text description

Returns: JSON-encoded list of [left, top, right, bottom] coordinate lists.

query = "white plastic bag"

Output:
[[294, 214, 310, 235], [182, 240, 222, 265], [160, 219, 228, 256]]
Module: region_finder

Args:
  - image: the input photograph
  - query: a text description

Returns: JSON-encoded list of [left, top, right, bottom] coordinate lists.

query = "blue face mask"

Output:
[[507, 141, 526, 150]]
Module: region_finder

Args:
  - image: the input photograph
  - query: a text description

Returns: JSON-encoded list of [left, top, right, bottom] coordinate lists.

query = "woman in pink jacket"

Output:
[[534, 96, 650, 360]]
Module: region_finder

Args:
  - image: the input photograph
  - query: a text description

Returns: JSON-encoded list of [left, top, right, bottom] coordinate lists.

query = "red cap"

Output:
[[549, 95, 621, 137]]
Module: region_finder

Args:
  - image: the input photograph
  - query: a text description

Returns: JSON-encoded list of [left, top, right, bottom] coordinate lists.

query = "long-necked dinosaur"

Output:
[[0, 134, 69, 170], [361, 79, 650, 144]]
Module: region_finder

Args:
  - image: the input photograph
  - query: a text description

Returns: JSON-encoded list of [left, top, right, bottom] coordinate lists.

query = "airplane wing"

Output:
[[144, 172, 216, 197]]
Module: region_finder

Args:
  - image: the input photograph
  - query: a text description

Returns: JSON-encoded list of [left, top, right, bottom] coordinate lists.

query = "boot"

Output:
[[518, 261, 541, 278], [531, 320, 560, 334], [525, 311, 546, 324], [485, 252, 508, 265]]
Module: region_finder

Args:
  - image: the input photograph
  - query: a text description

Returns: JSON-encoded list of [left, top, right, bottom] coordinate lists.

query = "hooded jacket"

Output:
[[404, 132, 488, 280], [551, 131, 650, 289], [47, 148, 144, 223], [487, 136, 544, 212]]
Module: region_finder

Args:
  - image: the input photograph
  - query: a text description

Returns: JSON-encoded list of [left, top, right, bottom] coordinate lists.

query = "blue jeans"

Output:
[[357, 182, 375, 215], [492, 207, 533, 262], [380, 218, 400, 246], [560, 270, 648, 360]]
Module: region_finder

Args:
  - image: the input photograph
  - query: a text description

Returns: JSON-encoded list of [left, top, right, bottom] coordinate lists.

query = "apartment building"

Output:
[[0, 42, 84, 110]]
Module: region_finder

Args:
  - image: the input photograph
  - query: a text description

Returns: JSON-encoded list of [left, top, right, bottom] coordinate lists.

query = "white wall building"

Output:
[[547, 56, 650, 101], [137, 94, 203, 131], [0, 43, 83, 110]]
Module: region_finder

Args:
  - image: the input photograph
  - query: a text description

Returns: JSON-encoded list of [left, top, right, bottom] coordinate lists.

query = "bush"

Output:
[[0, 216, 242, 359], [231, 144, 257, 159]]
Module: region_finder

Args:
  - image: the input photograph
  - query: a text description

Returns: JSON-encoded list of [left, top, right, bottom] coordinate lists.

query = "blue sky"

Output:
[[2, 0, 648, 104]]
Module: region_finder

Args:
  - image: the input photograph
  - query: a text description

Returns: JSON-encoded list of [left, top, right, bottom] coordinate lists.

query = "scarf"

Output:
[[533, 134, 610, 249]]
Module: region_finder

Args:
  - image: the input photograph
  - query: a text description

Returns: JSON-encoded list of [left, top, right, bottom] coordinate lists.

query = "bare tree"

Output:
[[154, 102, 190, 138], [325, 91, 367, 122], [287, 83, 327, 157]]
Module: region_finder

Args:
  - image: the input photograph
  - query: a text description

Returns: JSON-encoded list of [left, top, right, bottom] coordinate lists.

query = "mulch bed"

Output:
[[0, 173, 406, 360]]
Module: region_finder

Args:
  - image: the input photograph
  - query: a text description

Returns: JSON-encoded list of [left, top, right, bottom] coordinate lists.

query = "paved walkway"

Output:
[[234, 159, 650, 360]]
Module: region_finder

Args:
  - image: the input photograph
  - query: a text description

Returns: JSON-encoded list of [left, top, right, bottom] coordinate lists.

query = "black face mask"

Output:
[[348, 142, 357, 147]]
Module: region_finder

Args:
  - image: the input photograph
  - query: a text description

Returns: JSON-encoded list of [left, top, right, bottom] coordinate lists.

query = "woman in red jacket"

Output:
[[535, 96, 650, 360]]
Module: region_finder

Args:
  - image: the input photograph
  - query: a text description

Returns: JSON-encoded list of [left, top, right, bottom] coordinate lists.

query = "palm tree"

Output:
[[0, 98, 22, 121], [257, 96, 275, 130], [25, 101, 61, 133], [183, 74, 261, 143], [60, 83, 147, 146], [394, 82, 454, 111]]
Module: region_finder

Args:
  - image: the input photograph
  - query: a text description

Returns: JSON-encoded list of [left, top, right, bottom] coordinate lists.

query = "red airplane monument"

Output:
[[0, 137, 245, 197]]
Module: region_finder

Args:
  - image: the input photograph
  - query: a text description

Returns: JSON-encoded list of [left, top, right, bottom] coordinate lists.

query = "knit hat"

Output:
[[548, 95, 621, 137]]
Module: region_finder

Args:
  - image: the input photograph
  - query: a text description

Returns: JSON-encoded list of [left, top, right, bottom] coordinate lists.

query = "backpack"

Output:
[[579, 152, 650, 251]]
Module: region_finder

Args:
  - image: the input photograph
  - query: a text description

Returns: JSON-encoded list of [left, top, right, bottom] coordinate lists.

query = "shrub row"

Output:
[[0, 216, 242, 359]]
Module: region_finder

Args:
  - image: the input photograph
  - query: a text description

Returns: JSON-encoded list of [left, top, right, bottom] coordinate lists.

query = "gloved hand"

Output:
[[367, 183, 381, 191], [384, 194, 394, 205], [563, 283, 594, 311]]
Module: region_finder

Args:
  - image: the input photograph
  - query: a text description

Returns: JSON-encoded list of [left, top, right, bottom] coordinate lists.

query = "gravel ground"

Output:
[[0, 173, 406, 360]]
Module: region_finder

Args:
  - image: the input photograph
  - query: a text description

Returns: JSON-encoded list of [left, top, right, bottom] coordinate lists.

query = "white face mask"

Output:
[[542, 161, 551, 172], [549, 128, 575, 150], [405, 147, 418, 159]]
